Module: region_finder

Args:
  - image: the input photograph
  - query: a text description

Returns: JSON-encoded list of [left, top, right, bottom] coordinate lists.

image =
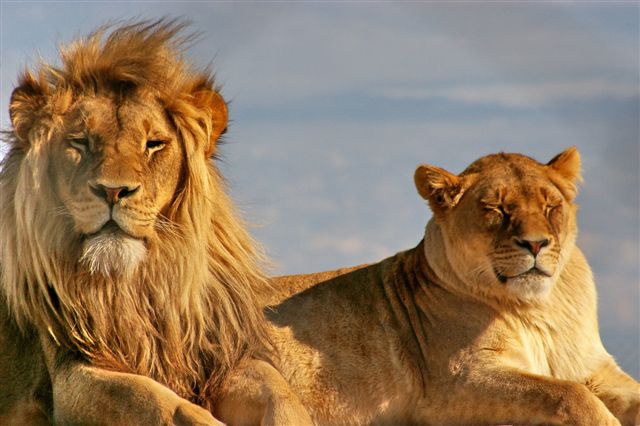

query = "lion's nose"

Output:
[[90, 184, 140, 205], [515, 238, 550, 256]]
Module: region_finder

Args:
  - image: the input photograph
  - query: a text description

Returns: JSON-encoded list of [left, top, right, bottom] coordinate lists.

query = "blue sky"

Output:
[[1, 2, 638, 377]]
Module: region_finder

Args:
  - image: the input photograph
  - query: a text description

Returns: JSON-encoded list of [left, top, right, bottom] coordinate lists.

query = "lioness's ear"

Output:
[[546, 147, 582, 200], [191, 87, 228, 158], [9, 72, 47, 144], [547, 146, 581, 183], [414, 165, 463, 215]]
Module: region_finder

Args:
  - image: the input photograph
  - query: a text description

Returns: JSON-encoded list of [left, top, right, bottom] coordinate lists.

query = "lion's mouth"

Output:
[[87, 219, 138, 239], [98, 220, 121, 233], [495, 267, 552, 284]]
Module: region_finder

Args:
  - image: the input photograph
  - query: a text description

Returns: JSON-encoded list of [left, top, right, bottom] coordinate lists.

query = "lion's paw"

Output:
[[588, 404, 622, 426], [173, 401, 224, 426]]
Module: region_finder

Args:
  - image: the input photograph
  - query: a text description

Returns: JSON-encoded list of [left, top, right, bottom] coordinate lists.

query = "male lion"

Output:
[[0, 20, 273, 425], [216, 148, 640, 425]]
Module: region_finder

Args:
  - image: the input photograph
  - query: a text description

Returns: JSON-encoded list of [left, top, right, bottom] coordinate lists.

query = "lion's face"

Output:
[[6, 22, 229, 281], [9, 78, 226, 279], [415, 149, 581, 302], [51, 92, 183, 276]]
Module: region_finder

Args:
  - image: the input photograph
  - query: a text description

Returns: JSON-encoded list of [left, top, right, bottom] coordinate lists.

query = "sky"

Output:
[[1, 2, 638, 378]]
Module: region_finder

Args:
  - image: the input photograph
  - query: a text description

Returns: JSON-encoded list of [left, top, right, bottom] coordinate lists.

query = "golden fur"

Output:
[[217, 148, 639, 425], [1, 20, 269, 424]]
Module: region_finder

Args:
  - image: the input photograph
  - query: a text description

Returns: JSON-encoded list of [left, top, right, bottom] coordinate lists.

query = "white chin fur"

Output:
[[505, 275, 553, 301], [80, 231, 146, 278]]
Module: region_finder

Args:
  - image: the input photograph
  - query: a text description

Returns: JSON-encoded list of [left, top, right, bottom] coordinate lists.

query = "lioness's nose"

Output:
[[90, 184, 140, 205], [515, 238, 550, 256]]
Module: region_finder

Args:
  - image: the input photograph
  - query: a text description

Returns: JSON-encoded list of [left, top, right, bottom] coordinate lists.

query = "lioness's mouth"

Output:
[[495, 267, 552, 284]]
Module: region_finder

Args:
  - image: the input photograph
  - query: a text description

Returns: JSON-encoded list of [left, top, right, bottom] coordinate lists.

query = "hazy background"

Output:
[[1, 2, 638, 378]]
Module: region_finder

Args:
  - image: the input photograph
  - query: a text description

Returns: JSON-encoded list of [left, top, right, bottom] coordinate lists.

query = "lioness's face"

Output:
[[416, 150, 580, 302], [52, 93, 183, 276], [446, 161, 575, 300]]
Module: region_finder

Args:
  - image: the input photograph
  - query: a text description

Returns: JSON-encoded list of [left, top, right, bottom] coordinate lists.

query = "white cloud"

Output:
[[3, 4, 638, 114], [213, 4, 639, 107], [309, 234, 391, 261], [377, 79, 639, 108]]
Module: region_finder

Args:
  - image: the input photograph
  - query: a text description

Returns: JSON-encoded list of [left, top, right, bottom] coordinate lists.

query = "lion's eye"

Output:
[[146, 140, 166, 152], [545, 204, 561, 216], [69, 138, 89, 151]]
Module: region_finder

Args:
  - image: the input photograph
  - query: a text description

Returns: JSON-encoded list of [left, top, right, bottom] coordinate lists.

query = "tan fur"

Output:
[[217, 148, 639, 426], [1, 19, 270, 425]]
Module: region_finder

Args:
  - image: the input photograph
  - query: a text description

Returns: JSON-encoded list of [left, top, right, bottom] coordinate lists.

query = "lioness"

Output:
[[217, 148, 640, 425]]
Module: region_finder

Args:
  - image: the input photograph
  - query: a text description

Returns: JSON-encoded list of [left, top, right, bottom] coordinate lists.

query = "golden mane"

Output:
[[0, 19, 270, 407]]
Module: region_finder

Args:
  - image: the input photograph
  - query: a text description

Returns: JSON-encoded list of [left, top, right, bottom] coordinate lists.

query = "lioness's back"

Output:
[[268, 264, 370, 305]]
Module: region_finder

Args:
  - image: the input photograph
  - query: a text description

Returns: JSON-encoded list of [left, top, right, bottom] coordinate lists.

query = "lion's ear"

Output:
[[191, 87, 228, 158], [414, 165, 463, 215], [546, 147, 582, 200], [9, 72, 47, 144]]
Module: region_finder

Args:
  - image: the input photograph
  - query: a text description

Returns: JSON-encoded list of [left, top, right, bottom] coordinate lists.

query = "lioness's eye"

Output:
[[69, 138, 89, 151], [487, 205, 509, 223], [146, 140, 166, 151], [498, 206, 510, 221]]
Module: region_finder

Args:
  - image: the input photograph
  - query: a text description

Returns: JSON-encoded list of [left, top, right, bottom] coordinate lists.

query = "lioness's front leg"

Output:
[[215, 359, 312, 426], [585, 360, 640, 426], [424, 368, 620, 426], [41, 334, 221, 426]]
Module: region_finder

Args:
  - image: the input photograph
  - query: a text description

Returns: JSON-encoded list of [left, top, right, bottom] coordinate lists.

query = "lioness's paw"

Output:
[[173, 402, 224, 426]]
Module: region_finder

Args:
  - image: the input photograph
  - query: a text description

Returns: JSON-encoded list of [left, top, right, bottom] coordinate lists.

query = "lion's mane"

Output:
[[0, 20, 270, 407]]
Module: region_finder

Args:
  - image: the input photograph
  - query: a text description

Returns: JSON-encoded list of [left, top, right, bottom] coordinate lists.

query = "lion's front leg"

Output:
[[215, 359, 312, 426], [585, 360, 640, 426], [52, 363, 223, 426], [40, 334, 221, 426], [424, 367, 621, 426]]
